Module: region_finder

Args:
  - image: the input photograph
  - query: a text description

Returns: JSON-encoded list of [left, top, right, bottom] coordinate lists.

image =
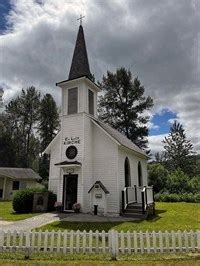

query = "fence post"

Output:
[[25, 231, 31, 259], [0, 230, 4, 251], [110, 230, 117, 260], [197, 230, 200, 252]]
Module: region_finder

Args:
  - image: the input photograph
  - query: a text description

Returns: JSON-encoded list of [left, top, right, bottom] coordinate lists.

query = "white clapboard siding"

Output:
[[0, 230, 199, 255]]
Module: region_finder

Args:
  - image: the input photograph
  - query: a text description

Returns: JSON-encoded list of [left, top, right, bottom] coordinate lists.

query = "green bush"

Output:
[[13, 189, 35, 213], [166, 169, 191, 193], [148, 163, 168, 193], [155, 192, 200, 203], [13, 188, 57, 213]]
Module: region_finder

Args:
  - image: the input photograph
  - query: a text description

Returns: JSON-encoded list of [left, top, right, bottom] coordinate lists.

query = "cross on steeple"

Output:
[[77, 14, 85, 26]]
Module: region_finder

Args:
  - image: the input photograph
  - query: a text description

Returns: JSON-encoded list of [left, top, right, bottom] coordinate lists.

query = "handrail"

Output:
[[141, 186, 154, 213], [122, 186, 154, 212]]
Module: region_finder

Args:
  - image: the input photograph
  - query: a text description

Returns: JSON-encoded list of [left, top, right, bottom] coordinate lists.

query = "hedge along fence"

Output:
[[0, 230, 199, 259]]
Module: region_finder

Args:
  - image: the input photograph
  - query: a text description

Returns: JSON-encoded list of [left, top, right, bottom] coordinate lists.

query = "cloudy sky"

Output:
[[0, 0, 199, 154]]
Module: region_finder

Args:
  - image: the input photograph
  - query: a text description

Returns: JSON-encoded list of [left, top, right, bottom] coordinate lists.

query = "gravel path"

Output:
[[0, 213, 63, 232]]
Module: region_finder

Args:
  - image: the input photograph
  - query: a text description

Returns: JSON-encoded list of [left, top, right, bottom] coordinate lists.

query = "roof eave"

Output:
[[56, 76, 101, 92], [120, 144, 148, 159]]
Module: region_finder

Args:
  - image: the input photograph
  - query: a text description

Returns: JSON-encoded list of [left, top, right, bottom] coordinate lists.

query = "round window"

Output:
[[66, 145, 78, 159]]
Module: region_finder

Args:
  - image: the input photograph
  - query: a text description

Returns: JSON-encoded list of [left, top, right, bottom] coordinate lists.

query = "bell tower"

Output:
[[56, 24, 101, 118]]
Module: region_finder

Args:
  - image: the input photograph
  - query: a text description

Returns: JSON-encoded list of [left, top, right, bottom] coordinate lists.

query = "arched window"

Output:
[[124, 157, 131, 187], [138, 161, 143, 187]]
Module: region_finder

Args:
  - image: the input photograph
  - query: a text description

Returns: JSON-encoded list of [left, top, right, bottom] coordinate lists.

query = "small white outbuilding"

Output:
[[44, 25, 154, 218]]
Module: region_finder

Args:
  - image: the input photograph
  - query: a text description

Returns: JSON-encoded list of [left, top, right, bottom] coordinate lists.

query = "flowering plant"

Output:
[[72, 202, 81, 211]]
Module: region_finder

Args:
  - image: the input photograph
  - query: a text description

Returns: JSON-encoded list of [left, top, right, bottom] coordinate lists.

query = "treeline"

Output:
[[148, 121, 200, 202], [0, 87, 60, 182]]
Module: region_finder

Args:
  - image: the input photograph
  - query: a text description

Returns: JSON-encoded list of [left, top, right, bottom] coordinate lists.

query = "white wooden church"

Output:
[[44, 24, 154, 218]]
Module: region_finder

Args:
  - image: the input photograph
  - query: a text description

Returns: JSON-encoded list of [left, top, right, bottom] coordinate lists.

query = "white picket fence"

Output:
[[0, 230, 199, 257]]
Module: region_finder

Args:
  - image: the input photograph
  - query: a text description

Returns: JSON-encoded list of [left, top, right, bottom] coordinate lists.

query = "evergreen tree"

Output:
[[162, 121, 194, 173], [5, 87, 41, 168], [0, 113, 16, 166], [38, 94, 59, 151], [38, 93, 60, 181], [98, 67, 153, 149]]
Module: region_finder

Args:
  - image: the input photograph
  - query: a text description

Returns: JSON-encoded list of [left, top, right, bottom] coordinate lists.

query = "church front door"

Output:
[[63, 174, 78, 211]]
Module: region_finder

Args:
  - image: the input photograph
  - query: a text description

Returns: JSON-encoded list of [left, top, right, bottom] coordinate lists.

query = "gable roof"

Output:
[[68, 25, 92, 80], [91, 117, 147, 158], [0, 168, 42, 180], [88, 181, 109, 194]]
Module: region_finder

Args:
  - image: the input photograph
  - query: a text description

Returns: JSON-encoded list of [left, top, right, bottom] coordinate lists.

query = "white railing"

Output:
[[122, 186, 154, 212], [122, 187, 137, 209], [136, 187, 143, 203], [0, 230, 199, 258], [127, 187, 136, 204], [146, 186, 154, 204]]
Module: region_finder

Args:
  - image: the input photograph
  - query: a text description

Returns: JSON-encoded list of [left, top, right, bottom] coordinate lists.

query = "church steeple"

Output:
[[68, 25, 92, 80]]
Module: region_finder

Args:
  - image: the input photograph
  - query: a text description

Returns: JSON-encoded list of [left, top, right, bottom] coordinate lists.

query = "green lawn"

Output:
[[0, 252, 199, 265], [39, 202, 200, 232], [0, 201, 41, 221]]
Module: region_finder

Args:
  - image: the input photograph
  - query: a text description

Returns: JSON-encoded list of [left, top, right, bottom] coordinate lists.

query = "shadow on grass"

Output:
[[42, 209, 167, 231]]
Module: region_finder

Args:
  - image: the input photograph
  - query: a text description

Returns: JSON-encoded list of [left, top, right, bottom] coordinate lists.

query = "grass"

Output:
[[38, 202, 200, 232], [0, 201, 41, 221], [0, 252, 199, 265]]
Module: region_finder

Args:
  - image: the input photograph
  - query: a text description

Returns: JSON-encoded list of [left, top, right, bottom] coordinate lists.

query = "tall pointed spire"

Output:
[[68, 25, 92, 80]]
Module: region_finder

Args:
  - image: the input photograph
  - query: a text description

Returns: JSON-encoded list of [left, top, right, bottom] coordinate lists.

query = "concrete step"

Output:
[[127, 203, 143, 209], [122, 212, 146, 219], [125, 208, 143, 214]]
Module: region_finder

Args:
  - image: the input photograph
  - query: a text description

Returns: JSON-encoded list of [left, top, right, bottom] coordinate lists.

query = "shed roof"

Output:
[[0, 168, 42, 180]]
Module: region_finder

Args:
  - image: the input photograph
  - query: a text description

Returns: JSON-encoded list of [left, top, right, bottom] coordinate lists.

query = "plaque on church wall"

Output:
[[66, 145, 78, 159], [64, 137, 80, 145]]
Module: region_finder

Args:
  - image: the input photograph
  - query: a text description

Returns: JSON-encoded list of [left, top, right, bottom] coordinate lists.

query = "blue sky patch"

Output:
[[149, 109, 177, 136], [0, 0, 12, 33]]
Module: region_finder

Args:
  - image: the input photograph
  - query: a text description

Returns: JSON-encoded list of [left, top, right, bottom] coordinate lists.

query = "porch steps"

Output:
[[122, 203, 147, 219]]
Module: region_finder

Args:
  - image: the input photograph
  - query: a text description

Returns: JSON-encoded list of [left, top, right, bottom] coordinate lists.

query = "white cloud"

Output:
[[148, 134, 167, 154]]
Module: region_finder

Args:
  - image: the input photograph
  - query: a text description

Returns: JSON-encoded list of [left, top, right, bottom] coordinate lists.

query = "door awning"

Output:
[[54, 161, 82, 168]]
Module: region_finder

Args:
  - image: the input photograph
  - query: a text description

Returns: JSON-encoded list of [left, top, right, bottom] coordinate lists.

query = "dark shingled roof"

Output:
[[0, 168, 41, 180], [68, 25, 92, 80], [88, 181, 109, 194]]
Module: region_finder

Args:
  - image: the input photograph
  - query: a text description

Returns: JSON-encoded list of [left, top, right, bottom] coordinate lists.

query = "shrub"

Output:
[[13, 188, 57, 213], [155, 192, 200, 203], [13, 189, 35, 213], [188, 176, 200, 193], [148, 163, 169, 193], [166, 169, 191, 194]]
